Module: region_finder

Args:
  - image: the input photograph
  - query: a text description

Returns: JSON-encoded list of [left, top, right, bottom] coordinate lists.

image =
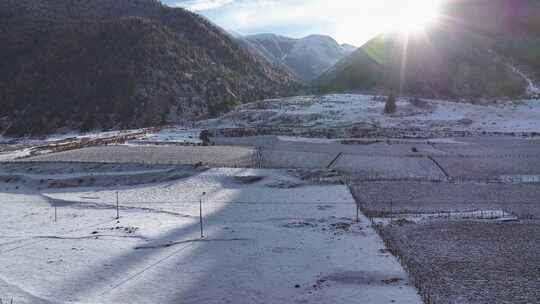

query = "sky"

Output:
[[165, 0, 443, 46]]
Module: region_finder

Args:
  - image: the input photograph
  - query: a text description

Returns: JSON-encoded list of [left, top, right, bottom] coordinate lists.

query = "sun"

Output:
[[387, 0, 442, 34]]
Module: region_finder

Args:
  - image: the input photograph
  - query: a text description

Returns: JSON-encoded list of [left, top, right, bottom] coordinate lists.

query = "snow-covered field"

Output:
[[44, 129, 147, 143], [0, 165, 421, 304], [0, 129, 148, 148], [0, 127, 204, 162], [129, 127, 203, 145], [0, 148, 32, 162], [1, 127, 202, 149], [0, 128, 153, 162], [198, 94, 540, 134]]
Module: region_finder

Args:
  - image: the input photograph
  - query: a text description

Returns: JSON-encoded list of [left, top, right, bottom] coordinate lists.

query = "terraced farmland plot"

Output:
[[380, 221, 540, 304], [435, 137, 540, 156], [351, 181, 540, 218], [267, 141, 441, 157], [334, 155, 446, 181], [213, 135, 279, 147], [261, 149, 337, 169], [433, 155, 540, 180], [21, 145, 257, 167], [212, 135, 445, 156], [0, 168, 422, 304]]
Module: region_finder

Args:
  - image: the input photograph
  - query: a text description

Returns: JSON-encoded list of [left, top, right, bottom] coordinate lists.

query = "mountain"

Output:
[[240, 34, 356, 82], [316, 0, 540, 99], [340, 43, 357, 54], [0, 0, 299, 136]]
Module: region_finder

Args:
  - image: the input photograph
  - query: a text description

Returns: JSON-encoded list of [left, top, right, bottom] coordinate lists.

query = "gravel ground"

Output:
[[350, 181, 540, 218], [16, 145, 257, 167], [379, 220, 540, 304]]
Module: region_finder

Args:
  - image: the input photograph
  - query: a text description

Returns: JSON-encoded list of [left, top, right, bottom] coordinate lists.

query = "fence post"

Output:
[[54, 205, 57, 223], [116, 191, 120, 220], [390, 201, 393, 224]]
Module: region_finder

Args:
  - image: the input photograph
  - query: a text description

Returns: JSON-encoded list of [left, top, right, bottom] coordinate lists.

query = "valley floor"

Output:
[[2, 94, 540, 303], [199, 94, 540, 136]]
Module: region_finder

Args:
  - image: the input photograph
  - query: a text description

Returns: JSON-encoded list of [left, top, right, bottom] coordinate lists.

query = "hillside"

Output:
[[0, 0, 299, 136], [316, 0, 540, 99], [240, 34, 356, 82]]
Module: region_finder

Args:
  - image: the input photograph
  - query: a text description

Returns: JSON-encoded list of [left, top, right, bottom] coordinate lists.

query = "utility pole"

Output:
[[200, 192, 206, 238]]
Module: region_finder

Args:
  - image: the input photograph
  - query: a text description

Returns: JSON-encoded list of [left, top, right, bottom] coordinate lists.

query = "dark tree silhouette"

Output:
[[384, 93, 397, 114]]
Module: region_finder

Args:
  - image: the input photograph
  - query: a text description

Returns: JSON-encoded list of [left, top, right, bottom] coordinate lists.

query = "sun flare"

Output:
[[387, 0, 442, 34]]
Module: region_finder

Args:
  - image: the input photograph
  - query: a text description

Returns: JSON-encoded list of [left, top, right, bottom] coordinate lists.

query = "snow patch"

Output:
[[130, 127, 202, 145], [508, 64, 540, 96]]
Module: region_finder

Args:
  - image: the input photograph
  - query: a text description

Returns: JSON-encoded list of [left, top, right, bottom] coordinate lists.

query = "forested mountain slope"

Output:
[[316, 0, 540, 99], [0, 0, 299, 136]]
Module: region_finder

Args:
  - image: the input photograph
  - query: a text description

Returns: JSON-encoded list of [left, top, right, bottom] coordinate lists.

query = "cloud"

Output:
[[165, 0, 443, 46], [169, 0, 234, 11], [190, 0, 388, 45]]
